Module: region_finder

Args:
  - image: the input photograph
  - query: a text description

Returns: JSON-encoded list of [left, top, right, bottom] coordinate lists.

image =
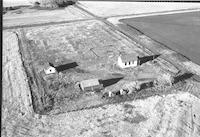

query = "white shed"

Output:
[[44, 63, 57, 75]]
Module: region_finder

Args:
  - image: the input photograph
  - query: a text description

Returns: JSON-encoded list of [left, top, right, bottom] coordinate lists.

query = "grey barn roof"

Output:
[[120, 53, 138, 63], [80, 78, 100, 89]]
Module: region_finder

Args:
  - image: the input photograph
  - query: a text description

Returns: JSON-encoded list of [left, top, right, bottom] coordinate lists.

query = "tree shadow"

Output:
[[99, 77, 124, 87], [173, 72, 194, 84], [138, 54, 160, 65], [139, 81, 154, 90]]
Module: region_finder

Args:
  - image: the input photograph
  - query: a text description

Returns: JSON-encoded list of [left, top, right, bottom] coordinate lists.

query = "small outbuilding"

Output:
[[117, 53, 139, 69], [44, 63, 57, 75], [80, 78, 103, 92]]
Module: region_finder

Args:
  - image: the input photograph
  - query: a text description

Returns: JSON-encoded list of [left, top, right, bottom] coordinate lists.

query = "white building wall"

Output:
[[118, 56, 137, 68], [44, 66, 56, 74]]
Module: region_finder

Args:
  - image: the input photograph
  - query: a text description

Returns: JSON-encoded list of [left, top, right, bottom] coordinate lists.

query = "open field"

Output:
[[3, 0, 200, 7], [78, 1, 200, 17], [120, 11, 200, 65], [2, 2, 200, 137], [3, 6, 92, 28], [106, 10, 200, 76], [14, 19, 183, 114]]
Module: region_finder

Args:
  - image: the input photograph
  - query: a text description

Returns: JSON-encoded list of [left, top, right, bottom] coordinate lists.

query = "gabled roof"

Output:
[[80, 78, 100, 88], [43, 63, 52, 70], [120, 53, 138, 63]]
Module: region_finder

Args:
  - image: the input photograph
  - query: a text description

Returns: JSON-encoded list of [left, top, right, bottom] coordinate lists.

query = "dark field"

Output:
[[121, 11, 200, 65]]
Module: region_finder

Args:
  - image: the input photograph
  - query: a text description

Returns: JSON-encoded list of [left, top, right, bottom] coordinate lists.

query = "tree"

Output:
[[28, 0, 77, 8]]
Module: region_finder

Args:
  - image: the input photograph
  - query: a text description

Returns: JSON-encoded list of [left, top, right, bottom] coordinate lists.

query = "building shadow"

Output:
[[173, 72, 194, 84], [138, 54, 160, 65], [49, 62, 78, 73], [99, 77, 124, 87]]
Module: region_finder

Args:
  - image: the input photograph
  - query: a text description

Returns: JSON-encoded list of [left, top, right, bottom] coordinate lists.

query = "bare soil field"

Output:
[[78, 1, 200, 17], [3, 6, 92, 28]]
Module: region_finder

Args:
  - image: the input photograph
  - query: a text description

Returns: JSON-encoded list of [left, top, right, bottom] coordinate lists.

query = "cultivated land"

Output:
[[78, 1, 200, 17], [2, 2, 200, 137], [3, 6, 92, 28], [120, 11, 200, 65]]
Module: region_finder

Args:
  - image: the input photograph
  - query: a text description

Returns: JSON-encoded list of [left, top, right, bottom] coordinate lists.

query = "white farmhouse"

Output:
[[117, 53, 139, 69]]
